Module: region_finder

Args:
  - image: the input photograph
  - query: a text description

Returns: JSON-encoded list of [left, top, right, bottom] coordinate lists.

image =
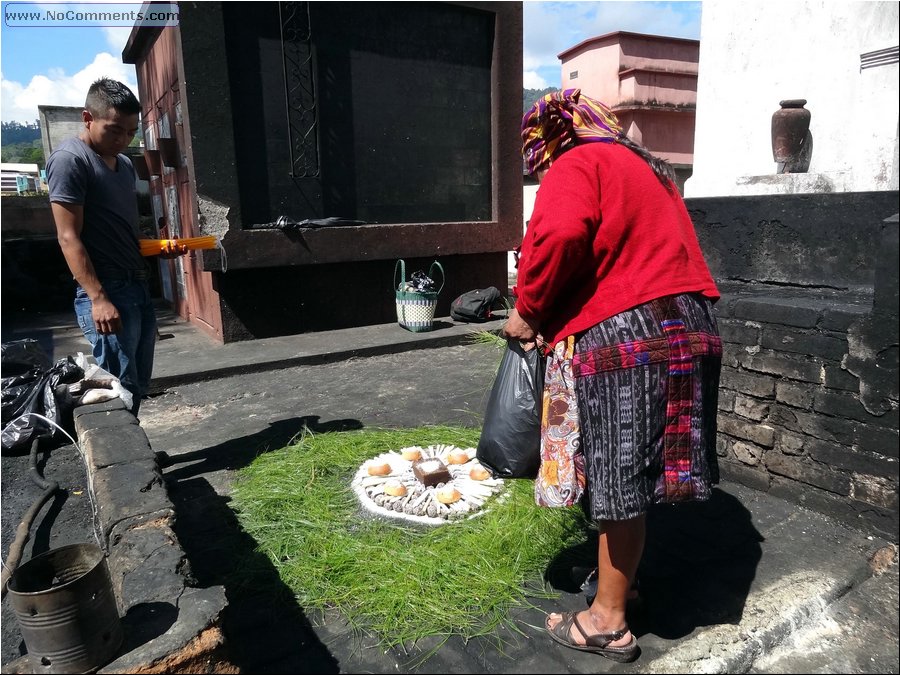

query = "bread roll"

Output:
[[384, 480, 407, 497], [367, 461, 392, 476], [469, 466, 491, 481], [436, 486, 461, 504], [446, 448, 470, 465], [401, 448, 422, 461]]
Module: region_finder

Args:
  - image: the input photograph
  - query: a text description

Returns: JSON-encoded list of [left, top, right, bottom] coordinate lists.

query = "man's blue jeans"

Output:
[[74, 278, 157, 416]]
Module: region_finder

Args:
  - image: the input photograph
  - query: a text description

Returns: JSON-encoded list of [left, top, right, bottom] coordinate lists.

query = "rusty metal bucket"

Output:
[[6, 543, 122, 674]]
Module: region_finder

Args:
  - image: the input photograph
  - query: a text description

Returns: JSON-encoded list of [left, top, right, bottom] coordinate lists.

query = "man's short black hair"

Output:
[[85, 78, 141, 118]]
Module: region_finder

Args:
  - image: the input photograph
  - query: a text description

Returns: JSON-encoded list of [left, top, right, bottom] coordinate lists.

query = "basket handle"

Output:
[[394, 259, 406, 290], [428, 261, 445, 294]]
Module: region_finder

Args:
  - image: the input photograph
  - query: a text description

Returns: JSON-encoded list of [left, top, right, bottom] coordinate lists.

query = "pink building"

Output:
[[559, 31, 699, 192]]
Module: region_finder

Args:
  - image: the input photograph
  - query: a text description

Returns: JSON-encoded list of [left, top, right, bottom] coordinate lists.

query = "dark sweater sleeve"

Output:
[[515, 153, 601, 328]]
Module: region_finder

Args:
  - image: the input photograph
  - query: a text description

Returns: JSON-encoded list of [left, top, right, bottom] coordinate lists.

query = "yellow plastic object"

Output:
[[140, 236, 218, 256]]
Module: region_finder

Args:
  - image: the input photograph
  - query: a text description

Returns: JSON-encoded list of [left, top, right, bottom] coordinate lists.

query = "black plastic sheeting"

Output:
[[1, 340, 82, 455]]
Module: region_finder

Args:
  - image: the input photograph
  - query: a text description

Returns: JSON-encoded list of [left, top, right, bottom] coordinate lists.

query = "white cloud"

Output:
[[523, 2, 577, 72], [580, 1, 701, 40], [523, 70, 550, 89], [1, 53, 137, 123], [102, 26, 133, 55]]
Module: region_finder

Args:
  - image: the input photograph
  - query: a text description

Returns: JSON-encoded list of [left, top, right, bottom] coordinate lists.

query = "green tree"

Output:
[[20, 145, 45, 169], [1, 120, 41, 146], [1, 140, 44, 167]]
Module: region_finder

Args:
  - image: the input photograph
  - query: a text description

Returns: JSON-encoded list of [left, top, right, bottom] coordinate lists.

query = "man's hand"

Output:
[[158, 240, 189, 259], [502, 308, 541, 351], [91, 295, 121, 335]]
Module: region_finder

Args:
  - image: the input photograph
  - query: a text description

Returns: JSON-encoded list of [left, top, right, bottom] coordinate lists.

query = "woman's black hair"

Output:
[[616, 133, 676, 191]]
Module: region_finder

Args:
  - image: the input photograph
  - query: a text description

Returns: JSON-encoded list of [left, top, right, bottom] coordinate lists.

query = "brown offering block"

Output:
[[412, 458, 452, 487]]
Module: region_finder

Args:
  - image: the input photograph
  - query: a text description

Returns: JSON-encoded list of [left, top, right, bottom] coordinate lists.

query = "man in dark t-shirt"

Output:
[[46, 78, 185, 416]]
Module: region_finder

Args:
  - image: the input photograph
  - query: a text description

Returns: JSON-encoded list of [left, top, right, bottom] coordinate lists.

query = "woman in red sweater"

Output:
[[505, 89, 722, 661]]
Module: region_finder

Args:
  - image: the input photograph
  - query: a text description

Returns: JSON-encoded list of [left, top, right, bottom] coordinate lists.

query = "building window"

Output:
[[569, 70, 578, 79]]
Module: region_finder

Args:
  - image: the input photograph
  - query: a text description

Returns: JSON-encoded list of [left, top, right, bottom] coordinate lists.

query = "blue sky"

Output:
[[1, 1, 702, 125], [524, 1, 701, 88], [1, 0, 138, 124]]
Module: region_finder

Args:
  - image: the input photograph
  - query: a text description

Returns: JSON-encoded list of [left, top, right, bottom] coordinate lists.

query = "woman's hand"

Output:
[[503, 308, 541, 351]]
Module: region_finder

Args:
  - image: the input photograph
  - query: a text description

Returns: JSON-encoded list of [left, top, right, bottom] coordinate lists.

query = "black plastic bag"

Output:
[[2, 339, 51, 426], [409, 270, 437, 293], [476, 340, 545, 478], [1, 339, 51, 376], [1, 340, 83, 455]]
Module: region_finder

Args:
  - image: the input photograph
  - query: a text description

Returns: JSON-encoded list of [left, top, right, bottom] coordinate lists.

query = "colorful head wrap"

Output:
[[521, 88, 623, 176]]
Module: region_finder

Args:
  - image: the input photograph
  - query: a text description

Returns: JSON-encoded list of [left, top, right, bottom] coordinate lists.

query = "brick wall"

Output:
[[689, 195, 899, 540]]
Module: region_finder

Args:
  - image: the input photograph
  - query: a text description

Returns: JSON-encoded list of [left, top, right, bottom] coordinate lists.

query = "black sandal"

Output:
[[545, 611, 639, 662]]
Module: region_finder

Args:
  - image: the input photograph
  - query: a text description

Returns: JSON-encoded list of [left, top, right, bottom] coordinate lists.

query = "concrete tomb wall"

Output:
[[688, 192, 899, 539]]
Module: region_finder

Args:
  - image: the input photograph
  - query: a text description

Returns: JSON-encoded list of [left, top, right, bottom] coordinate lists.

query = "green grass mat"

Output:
[[230, 426, 589, 650]]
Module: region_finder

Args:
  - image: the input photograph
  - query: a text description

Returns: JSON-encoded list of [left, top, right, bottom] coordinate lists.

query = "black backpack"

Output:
[[450, 287, 503, 323]]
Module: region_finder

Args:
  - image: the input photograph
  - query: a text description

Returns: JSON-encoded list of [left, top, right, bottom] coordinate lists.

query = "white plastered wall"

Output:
[[686, 0, 899, 197], [511, 183, 540, 281]]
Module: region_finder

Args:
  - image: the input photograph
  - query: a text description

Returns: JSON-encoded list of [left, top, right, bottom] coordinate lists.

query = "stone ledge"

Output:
[[74, 407, 139, 432], [81, 424, 154, 469], [716, 285, 874, 322], [91, 461, 172, 543], [733, 171, 852, 194], [74, 404, 235, 672], [99, 586, 235, 674], [107, 518, 189, 615], [73, 398, 128, 419]]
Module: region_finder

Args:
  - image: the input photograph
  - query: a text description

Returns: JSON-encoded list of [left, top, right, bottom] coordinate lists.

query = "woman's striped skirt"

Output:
[[571, 293, 722, 521]]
